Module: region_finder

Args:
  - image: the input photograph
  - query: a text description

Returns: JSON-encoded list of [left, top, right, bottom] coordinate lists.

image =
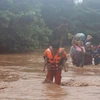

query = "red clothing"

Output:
[[44, 48, 67, 85], [46, 70, 61, 85]]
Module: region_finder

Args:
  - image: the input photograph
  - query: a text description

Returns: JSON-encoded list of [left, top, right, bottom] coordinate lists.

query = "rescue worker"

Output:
[[43, 40, 68, 85]]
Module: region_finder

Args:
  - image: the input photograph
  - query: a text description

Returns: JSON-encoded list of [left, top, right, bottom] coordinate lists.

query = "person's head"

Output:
[[49, 46, 52, 50], [72, 39, 78, 46], [85, 42, 91, 47], [51, 40, 60, 52], [93, 45, 97, 50], [77, 41, 83, 46], [87, 35, 92, 40]]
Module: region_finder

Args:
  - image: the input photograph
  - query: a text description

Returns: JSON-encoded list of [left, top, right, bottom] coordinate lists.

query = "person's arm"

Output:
[[43, 57, 47, 72], [42, 50, 48, 72], [63, 59, 68, 72], [62, 51, 68, 72]]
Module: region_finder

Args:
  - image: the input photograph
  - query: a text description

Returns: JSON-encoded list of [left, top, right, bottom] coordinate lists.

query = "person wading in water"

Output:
[[43, 40, 68, 85]]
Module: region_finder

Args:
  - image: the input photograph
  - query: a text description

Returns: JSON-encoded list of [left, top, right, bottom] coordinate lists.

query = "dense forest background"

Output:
[[0, 0, 100, 53]]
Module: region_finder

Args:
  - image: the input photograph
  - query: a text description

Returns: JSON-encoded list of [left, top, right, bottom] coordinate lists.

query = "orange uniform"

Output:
[[43, 48, 67, 85]]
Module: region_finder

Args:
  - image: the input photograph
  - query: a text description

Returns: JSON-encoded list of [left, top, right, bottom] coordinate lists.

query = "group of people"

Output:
[[70, 35, 100, 67], [42, 34, 100, 85]]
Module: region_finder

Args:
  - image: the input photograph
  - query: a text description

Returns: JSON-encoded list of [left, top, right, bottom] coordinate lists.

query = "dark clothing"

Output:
[[94, 58, 100, 65], [71, 55, 77, 65], [92, 48, 100, 65], [75, 51, 84, 67], [84, 46, 93, 65], [85, 39, 92, 45], [84, 53, 92, 65], [98, 48, 100, 54]]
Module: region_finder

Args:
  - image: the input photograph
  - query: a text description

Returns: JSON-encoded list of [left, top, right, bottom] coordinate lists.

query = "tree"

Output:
[[72, 0, 100, 44], [0, 0, 52, 52], [41, 0, 75, 45]]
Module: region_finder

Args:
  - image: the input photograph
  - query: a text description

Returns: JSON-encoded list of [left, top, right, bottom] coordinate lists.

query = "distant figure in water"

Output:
[[70, 35, 85, 67], [70, 39, 78, 65], [84, 42, 93, 65], [75, 41, 85, 67], [85, 35, 92, 45], [92, 45, 100, 65]]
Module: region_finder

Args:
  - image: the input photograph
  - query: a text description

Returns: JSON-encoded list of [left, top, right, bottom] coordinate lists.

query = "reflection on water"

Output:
[[44, 84, 68, 100]]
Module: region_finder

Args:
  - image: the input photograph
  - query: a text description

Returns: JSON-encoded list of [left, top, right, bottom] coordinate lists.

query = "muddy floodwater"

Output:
[[0, 52, 100, 100]]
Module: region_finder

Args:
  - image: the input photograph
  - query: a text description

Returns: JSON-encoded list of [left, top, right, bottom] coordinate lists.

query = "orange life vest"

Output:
[[46, 48, 64, 70]]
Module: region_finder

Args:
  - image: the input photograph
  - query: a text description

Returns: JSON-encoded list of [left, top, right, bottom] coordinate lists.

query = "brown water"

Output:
[[0, 52, 100, 100]]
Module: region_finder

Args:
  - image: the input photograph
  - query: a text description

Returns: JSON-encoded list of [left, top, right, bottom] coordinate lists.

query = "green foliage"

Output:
[[0, 0, 52, 52], [72, 0, 100, 43], [41, 0, 76, 45], [68, 33, 74, 39], [41, 0, 100, 45]]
